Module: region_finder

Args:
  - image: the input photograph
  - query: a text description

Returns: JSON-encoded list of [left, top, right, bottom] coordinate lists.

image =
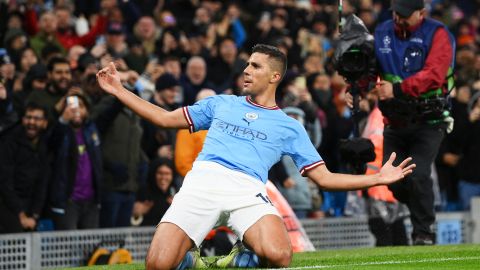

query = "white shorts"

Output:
[[160, 161, 280, 247]]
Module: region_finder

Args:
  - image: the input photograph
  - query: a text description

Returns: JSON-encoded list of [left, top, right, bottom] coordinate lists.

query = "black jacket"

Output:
[[0, 126, 50, 217]]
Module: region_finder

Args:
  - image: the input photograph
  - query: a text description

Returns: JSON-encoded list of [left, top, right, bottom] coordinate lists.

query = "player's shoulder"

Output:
[[206, 94, 242, 103], [277, 109, 305, 129]]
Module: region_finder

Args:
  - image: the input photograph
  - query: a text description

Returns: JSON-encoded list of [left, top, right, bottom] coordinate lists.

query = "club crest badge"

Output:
[[243, 112, 258, 125]]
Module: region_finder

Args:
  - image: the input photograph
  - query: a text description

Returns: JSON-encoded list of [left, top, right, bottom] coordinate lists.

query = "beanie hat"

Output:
[[155, 73, 179, 91]]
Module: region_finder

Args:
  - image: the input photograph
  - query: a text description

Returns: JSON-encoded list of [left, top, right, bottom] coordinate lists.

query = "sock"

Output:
[[233, 250, 259, 268], [176, 251, 194, 270]]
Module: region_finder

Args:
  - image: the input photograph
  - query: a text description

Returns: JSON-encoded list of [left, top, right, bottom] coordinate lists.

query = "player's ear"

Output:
[[270, 71, 281, 84]]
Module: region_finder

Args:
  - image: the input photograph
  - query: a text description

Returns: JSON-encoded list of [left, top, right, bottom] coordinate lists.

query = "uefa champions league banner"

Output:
[[266, 181, 315, 252]]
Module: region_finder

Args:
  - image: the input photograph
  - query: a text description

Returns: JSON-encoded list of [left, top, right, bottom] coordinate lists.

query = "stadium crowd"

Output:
[[0, 0, 479, 236]]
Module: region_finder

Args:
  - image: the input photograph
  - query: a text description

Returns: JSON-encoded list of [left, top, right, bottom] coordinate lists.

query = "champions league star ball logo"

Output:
[[243, 112, 258, 125], [383, 36, 391, 47], [379, 36, 392, 54]]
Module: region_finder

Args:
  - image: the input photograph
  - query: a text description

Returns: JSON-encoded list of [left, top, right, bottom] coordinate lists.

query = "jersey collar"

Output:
[[246, 96, 279, 110]]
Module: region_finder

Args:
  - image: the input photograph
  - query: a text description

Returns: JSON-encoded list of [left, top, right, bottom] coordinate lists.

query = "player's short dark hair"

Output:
[[252, 44, 287, 80]]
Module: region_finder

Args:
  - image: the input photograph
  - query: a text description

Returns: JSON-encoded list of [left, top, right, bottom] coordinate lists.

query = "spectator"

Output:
[[434, 83, 471, 211], [17, 47, 39, 75], [123, 36, 149, 75], [4, 28, 29, 69], [48, 93, 103, 230], [90, 79, 146, 228], [28, 11, 66, 57], [155, 27, 189, 61], [359, 92, 408, 246], [0, 103, 49, 233], [455, 91, 480, 210], [105, 22, 129, 59], [179, 56, 214, 106], [133, 16, 159, 56], [12, 63, 48, 116], [162, 56, 182, 80], [278, 107, 316, 219], [26, 3, 113, 53], [207, 37, 246, 93], [0, 76, 18, 137], [174, 88, 216, 177], [132, 158, 178, 226], [0, 48, 15, 90], [142, 73, 180, 160], [27, 56, 73, 123]]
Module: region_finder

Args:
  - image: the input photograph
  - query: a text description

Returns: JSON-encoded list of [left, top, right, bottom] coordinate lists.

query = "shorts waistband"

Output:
[[192, 161, 263, 185]]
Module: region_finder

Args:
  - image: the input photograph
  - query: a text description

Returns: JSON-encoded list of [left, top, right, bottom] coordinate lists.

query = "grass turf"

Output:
[[64, 244, 480, 270]]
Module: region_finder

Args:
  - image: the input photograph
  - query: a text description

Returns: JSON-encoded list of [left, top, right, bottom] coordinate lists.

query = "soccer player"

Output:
[[97, 44, 415, 270]]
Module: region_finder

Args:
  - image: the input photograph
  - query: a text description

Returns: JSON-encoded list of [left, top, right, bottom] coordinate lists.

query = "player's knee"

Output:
[[264, 247, 292, 268], [145, 250, 175, 270]]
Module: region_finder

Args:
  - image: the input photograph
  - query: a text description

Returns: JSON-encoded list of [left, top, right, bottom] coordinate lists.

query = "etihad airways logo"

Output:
[[215, 119, 267, 141]]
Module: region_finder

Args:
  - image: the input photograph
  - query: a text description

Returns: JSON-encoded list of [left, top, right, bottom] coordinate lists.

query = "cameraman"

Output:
[[346, 0, 455, 245]]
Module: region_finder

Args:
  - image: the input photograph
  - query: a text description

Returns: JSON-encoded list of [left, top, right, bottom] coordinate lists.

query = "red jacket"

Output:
[[25, 9, 107, 50]]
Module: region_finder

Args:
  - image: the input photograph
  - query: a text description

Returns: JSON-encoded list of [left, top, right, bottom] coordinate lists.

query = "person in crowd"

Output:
[[132, 158, 178, 226], [179, 56, 214, 106], [105, 22, 129, 59], [454, 91, 480, 210], [97, 44, 414, 270], [0, 75, 18, 137], [346, 0, 455, 245], [48, 93, 103, 230], [4, 28, 30, 70], [26, 2, 113, 54], [133, 16, 159, 56], [0, 103, 49, 233], [26, 56, 73, 123], [434, 82, 471, 211], [174, 88, 216, 177], [162, 56, 182, 80], [0, 51, 18, 135], [207, 37, 246, 93], [123, 36, 150, 75], [90, 73, 146, 229], [142, 72, 180, 160], [359, 92, 409, 246], [277, 107, 315, 219]]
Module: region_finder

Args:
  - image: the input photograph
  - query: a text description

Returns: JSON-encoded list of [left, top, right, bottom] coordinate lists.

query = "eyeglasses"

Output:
[[23, 115, 45, 121]]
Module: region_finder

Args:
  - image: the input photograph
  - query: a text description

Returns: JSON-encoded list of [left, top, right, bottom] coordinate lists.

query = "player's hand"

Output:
[[378, 152, 415, 185], [96, 62, 123, 96]]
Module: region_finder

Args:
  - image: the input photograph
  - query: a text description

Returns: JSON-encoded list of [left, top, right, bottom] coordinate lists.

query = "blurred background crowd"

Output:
[[0, 0, 479, 235]]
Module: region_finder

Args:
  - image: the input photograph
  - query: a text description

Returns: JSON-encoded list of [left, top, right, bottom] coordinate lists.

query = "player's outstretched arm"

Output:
[[306, 152, 415, 191], [96, 62, 188, 129]]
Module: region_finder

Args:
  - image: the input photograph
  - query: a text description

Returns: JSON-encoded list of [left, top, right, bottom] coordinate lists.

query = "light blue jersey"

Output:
[[183, 95, 324, 183]]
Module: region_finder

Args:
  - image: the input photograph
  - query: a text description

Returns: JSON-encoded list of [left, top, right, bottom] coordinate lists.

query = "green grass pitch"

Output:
[[64, 244, 480, 269]]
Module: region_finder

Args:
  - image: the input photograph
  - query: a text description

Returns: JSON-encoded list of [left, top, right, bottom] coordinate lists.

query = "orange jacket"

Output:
[[363, 107, 397, 203], [174, 129, 207, 176]]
